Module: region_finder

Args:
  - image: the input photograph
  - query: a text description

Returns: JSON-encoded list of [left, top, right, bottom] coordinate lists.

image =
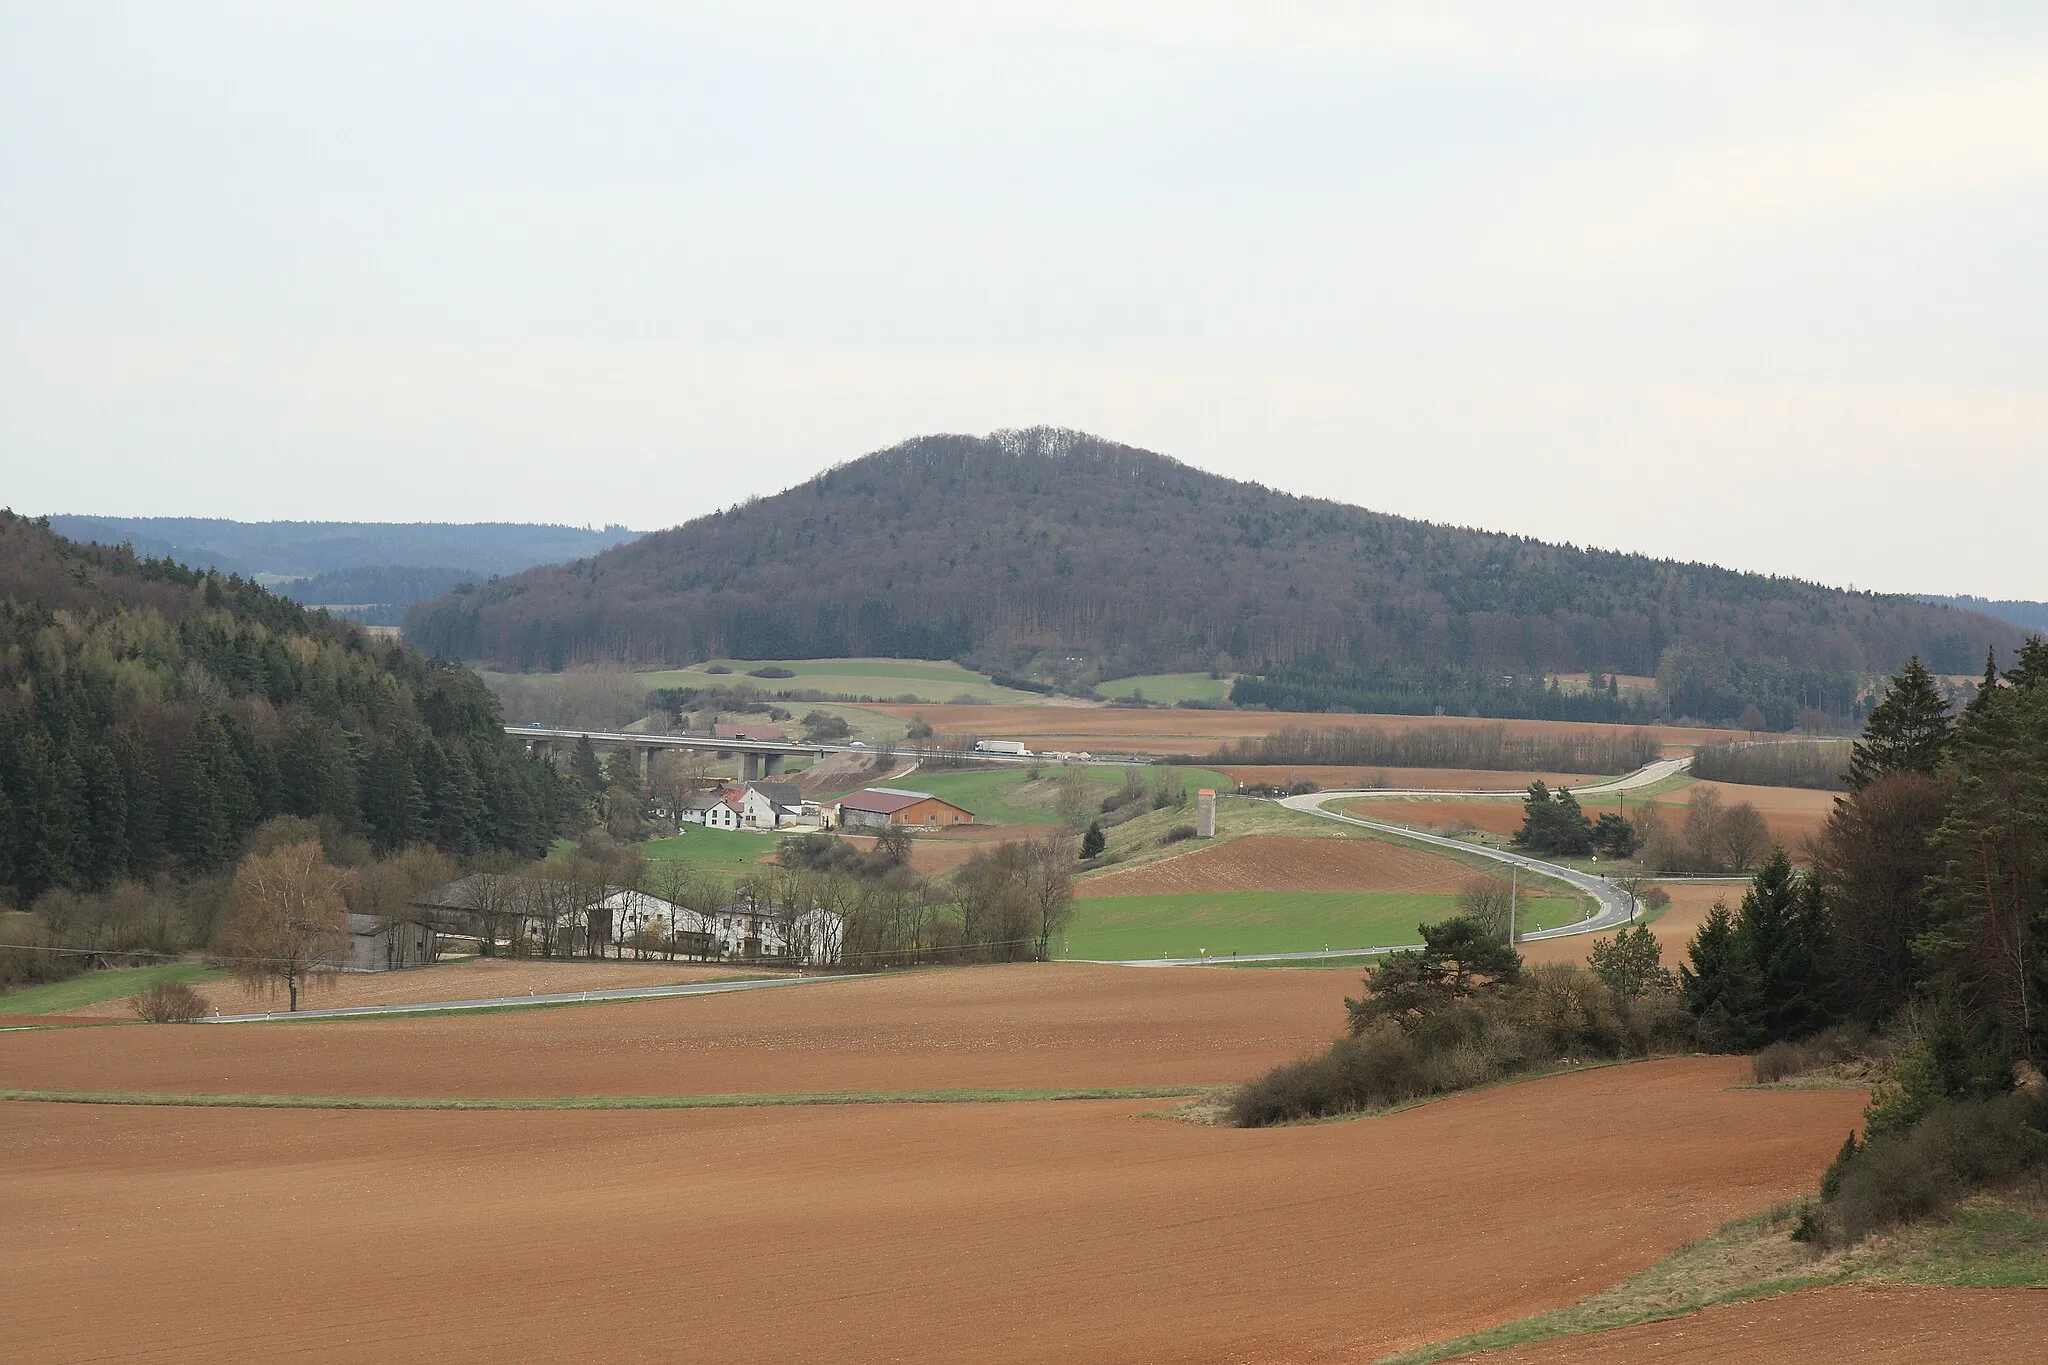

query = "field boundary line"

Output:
[[0, 1084, 1218, 1112]]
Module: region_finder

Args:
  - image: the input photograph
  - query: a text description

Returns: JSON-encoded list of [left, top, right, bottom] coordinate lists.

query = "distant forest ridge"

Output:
[[404, 428, 2026, 729], [1917, 594, 2048, 634], [45, 517, 642, 581]]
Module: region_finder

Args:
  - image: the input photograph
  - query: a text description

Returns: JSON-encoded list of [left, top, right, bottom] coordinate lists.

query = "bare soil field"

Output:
[[59, 959, 778, 1020], [1075, 834, 1476, 899], [1519, 882, 1727, 969], [1352, 797, 1530, 836], [1224, 765, 1595, 791], [0, 1057, 1862, 1365], [0, 963, 1353, 1098], [1474, 1283, 2045, 1363], [869, 704, 1732, 756]]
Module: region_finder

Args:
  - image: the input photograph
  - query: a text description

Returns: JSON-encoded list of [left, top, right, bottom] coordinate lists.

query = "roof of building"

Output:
[[749, 780, 803, 808], [835, 786, 957, 815]]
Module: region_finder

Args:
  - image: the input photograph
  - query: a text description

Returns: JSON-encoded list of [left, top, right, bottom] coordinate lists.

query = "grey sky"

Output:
[[4, 3, 2044, 597]]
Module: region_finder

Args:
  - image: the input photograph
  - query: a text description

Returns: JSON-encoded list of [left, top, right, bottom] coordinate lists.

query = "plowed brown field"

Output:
[[1352, 797, 1529, 835], [0, 963, 1352, 1098], [1075, 834, 1475, 898], [60, 959, 779, 1019], [1476, 1284, 2045, 1363], [1519, 882, 1729, 969], [1, 1057, 1863, 1365], [870, 704, 1729, 756], [1224, 766, 1596, 791]]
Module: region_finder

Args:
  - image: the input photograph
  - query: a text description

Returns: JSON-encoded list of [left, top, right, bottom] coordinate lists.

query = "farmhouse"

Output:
[[602, 888, 843, 965], [677, 781, 807, 830], [832, 787, 974, 829]]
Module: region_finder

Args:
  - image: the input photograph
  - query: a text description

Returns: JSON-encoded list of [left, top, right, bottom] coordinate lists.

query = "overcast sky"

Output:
[[4, 3, 2045, 597]]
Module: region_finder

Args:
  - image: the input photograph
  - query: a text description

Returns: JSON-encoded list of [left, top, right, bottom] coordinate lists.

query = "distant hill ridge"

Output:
[[45, 516, 641, 581], [403, 428, 2022, 720]]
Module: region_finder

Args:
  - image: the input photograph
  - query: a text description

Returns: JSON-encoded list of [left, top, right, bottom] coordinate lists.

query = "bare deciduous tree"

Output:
[[219, 842, 352, 1012]]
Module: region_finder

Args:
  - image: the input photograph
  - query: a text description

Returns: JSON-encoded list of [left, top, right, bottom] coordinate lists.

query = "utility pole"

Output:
[[1509, 863, 1517, 945]]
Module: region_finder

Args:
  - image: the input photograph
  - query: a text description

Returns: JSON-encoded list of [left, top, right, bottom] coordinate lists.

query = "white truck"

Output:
[[973, 739, 1030, 756]]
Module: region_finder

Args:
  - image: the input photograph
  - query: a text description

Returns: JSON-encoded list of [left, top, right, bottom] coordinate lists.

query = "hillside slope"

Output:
[[0, 513, 569, 907], [406, 428, 2019, 706], [46, 517, 640, 580]]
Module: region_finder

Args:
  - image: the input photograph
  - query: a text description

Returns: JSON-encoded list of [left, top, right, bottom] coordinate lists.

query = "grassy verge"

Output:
[[0, 962, 223, 1016], [1380, 1187, 2048, 1363], [0, 1083, 1214, 1112]]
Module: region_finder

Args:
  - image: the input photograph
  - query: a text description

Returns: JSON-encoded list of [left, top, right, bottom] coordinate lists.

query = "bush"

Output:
[[1231, 964, 1691, 1126], [747, 666, 797, 679], [1163, 823, 1199, 843], [1825, 1094, 2048, 1243], [1752, 1041, 1806, 1084], [1750, 1026, 1877, 1085], [703, 664, 732, 674], [131, 978, 209, 1023]]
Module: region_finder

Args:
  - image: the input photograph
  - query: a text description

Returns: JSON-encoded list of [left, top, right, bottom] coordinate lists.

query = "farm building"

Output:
[[602, 888, 843, 965], [345, 912, 439, 971], [677, 781, 807, 830], [832, 787, 974, 829]]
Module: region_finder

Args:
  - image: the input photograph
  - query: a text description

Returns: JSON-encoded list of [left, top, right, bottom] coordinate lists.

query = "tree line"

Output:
[[0, 513, 580, 983], [1214, 723, 1661, 776]]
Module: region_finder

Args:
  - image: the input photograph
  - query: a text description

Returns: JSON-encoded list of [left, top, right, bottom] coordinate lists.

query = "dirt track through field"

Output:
[[2, 1057, 1862, 1365], [0, 963, 1352, 1098], [1474, 1283, 2045, 1363], [1075, 834, 1476, 898]]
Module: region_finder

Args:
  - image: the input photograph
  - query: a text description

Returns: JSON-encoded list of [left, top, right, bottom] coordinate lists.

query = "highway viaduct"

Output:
[[507, 727, 828, 782]]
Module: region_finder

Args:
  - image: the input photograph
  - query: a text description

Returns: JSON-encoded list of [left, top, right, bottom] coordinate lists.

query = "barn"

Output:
[[832, 787, 974, 829]]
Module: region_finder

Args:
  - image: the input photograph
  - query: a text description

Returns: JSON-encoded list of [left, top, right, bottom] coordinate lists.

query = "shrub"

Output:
[[1752, 1041, 1806, 1084], [1163, 823, 1199, 843], [1825, 1094, 2048, 1243], [131, 978, 208, 1023], [703, 664, 732, 674], [747, 666, 797, 679], [1233, 962, 1691, 1126]]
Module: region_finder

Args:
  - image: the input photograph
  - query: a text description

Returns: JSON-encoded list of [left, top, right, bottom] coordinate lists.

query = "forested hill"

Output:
[[0, 513, 568, 908], [405, 428, 2021, 717]]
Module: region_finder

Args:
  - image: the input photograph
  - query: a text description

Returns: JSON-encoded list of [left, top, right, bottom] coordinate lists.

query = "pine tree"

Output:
[[77, 742, 128, 889], [1737, 849, 1843, 1044], [570, 736, 606, 795], [1681, 902, 1761, 1050], [115, 729, 164, 880], [1963, 645, 2001, 724], [1846, 657, 1953, 791], [2007, 637, 2048, 693], [170, 725, 235, 876], [1080, 821, 1106, 859]]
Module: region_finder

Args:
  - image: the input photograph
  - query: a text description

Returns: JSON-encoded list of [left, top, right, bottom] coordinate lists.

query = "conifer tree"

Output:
[[1963, 645, 2001, 724], [2006, 637, 2048, 693], [1080, 820, 1106, 859], [571, 736, 606, 795], [1736, 849, 1843, 1043], [1845, 657, 1953, 791], [1681, 902, 1760, 1050]]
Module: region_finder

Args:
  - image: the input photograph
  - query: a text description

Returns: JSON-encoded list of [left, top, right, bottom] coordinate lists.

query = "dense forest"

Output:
[[0, 512, 571, 912], [278, 565, 481, 626], [48, 516, 640, 580], [406, 428, 2019, 725]]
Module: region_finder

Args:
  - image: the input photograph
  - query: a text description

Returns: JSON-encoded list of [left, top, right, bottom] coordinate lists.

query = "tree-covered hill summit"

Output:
[[405, 428, 2021, 722]]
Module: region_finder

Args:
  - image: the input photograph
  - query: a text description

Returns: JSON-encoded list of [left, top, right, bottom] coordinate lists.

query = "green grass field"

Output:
[[1061, 891, 1586, 960], [1095, 673, 1234, 705], [0, 962, 222, 1016], [638, 827, 781, 872], [910, 764, 1236, 826]]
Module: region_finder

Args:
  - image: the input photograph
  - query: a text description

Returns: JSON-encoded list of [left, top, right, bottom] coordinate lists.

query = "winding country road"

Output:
[[1117, 758, 1688, 967]]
